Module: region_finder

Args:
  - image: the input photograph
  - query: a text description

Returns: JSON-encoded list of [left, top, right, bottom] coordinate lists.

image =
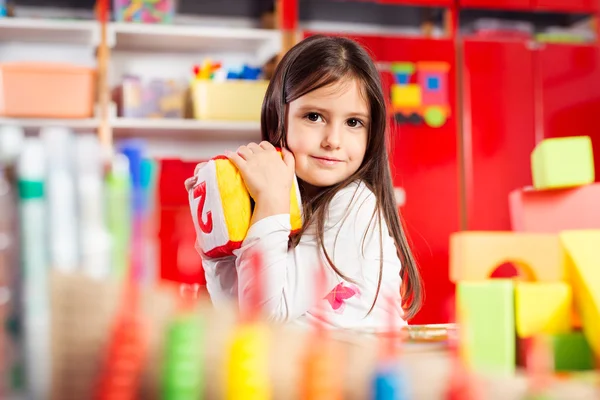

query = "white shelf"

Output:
[[0, 117, 99, 131], [111, 118, 261, 140], [0, 18, 98, 46], [110, 22, 281, 63]]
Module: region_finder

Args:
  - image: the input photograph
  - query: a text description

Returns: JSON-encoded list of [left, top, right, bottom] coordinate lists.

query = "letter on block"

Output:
[[457, 280, 515, 375], [559, 231, 600, 358], [450, 232, 566, 283], [531, 136, 595, 190], [515, 282, 572, 338], [190, 156, 302, 258], [550, 332, 594, 372], [509, 183, 600, 233]]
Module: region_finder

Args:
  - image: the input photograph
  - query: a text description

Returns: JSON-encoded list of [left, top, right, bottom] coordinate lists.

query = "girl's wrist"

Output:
[[251, 194, 291, 225]]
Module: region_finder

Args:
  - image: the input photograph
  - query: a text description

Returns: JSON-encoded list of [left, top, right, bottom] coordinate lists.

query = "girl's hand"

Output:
[[226, 141, 295, 215], [184, 162, 207, 191]]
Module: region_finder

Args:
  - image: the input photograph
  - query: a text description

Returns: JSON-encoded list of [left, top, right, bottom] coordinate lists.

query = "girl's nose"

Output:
[[321, 124, 342, 149]]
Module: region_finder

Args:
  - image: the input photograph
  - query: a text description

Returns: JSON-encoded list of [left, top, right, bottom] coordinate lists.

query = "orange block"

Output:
[[450, 231, 566, 283], [509, 183, 600, 233]]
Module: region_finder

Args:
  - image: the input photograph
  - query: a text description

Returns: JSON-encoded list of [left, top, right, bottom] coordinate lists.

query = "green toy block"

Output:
[[550, 332, 594, 372], [531, 136, 595, 190], [457, 280, 515, 376]]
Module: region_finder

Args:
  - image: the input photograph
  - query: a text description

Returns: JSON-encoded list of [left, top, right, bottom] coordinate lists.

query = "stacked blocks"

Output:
[[531, 136, 594, 190], [189, 151, 302, 258], [453, 136, 599, 376]]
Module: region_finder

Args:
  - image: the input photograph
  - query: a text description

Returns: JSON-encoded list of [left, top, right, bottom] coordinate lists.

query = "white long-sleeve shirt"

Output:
[[198, 180, 407, 332]]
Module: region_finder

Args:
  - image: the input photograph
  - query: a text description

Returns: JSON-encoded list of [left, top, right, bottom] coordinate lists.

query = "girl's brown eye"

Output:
[[347, 118, 362, 128], [307, 112, 320, 122]]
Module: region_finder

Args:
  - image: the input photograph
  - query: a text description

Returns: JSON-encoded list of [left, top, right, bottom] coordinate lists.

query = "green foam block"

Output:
[[551, 332, 594, 372], [531, 136, 595, 190], [457, 280, 515, 375]]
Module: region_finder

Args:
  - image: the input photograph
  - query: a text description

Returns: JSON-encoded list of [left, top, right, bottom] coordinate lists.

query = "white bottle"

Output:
[[17, 137, 50, 400], [41, 127, 78, 273]]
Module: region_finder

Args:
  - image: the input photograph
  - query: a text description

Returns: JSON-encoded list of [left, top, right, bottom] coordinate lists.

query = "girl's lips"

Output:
[[311, 156, 342, 166]]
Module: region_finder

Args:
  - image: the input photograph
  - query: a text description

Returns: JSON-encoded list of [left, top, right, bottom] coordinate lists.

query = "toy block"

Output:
[[515, 282, 572, 338], [456, 280, 515, 375], [509, 183, 600, 233], [531, 136, 594, 190], [559, 231, 600, 359], [551, 332, 594, 372], [450, 232, 566, 283], [189, 154, 302, 258]]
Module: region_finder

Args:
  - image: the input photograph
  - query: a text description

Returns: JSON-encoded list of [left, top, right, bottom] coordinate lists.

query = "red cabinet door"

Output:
[[534, 0, 598, 12], [460, 0, 533, 10], [383, 38, 460, 325], [462, 40, 536, 231], [538, 44, 600, 178]]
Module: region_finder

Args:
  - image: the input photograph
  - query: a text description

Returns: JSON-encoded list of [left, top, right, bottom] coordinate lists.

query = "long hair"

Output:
[[260, 34, 423, 319]]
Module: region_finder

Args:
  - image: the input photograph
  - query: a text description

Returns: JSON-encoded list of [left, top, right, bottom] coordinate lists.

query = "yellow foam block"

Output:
[[559, 231, 600, 358], [531, 136, 595, 190], [515, 282, 572, 338], [189, 152, 302, 258], [450, 231, 566, 283]]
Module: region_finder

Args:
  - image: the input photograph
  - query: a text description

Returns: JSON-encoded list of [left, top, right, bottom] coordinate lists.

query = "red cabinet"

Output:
[[462, 40, 537, 231], [459, 0, 533, 10], [538, 44, 600, 176], [462, 40, 600, 233], [534, 0, 598, 12], [382, 38, 460, 325]]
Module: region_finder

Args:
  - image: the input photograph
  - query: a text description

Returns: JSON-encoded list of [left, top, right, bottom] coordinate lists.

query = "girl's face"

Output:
[[286, 78, 369, 190]]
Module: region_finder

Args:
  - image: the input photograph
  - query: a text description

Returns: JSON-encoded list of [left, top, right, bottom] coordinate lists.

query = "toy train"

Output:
[[390, 61, 450, 128]]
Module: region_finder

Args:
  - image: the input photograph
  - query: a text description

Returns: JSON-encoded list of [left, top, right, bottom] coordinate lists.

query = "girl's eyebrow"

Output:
[[296, 105, 370, 120]]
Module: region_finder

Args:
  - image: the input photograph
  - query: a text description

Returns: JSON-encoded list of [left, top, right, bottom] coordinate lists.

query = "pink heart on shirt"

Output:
[[325, 282, 360, 314]]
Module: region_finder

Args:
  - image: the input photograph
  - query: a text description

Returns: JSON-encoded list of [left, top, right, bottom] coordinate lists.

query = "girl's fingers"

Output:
[[281, 147, 295, 171], [184, 176, 198, 191], [237, 145, 253, 160], [259, 141, 276, 151], [226, 151, 247, 172], [247, 142, 262, 153]]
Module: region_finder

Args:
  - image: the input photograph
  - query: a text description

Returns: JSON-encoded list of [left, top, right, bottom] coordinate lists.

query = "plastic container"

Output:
[[192, 80, 268, 122], [117, 76, 187, 119], [0, 62, 96, 119], [113, 0, 176, 24]]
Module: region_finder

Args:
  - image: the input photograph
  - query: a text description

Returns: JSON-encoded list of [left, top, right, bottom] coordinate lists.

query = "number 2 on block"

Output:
[[193, 181, 213, 234]]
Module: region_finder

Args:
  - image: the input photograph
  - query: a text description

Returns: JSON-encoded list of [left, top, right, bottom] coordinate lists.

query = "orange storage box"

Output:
[[0, 62, 96, 119]]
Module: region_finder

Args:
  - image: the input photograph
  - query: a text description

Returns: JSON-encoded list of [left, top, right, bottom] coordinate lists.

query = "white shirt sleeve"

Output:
[[232, 181, 405, 327], [195, 242, 238, 307]]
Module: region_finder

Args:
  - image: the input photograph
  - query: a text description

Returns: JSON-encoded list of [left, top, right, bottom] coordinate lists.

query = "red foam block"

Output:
[[509, 183, 600, 233]]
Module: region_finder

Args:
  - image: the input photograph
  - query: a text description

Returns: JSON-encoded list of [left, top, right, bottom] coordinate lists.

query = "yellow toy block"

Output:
[[391, 84, 421, 108], [189, 152, 302, 258], [559, 231, 600, 358], [531, 136, 595, 190], [515, 282, 572, 338], [450, 231, 566, 283]]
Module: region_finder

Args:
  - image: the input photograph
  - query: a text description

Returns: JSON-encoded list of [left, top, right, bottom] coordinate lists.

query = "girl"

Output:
[[186, 34, 423, 332]]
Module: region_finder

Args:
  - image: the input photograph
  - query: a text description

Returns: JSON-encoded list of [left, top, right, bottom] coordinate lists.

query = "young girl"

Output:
[[185, 34, 423, 332]]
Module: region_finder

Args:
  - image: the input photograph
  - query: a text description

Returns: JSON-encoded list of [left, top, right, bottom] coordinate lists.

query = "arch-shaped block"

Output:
[[450, 231, 566, 283]]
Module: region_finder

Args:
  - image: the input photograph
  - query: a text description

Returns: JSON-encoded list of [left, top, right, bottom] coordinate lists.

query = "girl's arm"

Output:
[[233, 182, 403, 323], [196, 248, 238, 307]]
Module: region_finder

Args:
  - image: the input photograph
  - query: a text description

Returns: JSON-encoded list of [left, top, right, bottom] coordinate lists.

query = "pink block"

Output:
[[509, 183, 600, 233]]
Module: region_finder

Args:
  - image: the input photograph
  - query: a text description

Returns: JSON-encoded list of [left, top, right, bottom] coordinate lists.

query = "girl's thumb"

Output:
[[281, 148, 295, 171]]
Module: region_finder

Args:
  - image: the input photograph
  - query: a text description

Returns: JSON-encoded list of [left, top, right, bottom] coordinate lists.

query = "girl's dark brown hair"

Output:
[[260, 34, 423, 320]]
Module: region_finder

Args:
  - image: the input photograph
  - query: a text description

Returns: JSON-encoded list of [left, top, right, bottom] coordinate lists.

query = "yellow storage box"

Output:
[[192, 80, 269, 121]]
